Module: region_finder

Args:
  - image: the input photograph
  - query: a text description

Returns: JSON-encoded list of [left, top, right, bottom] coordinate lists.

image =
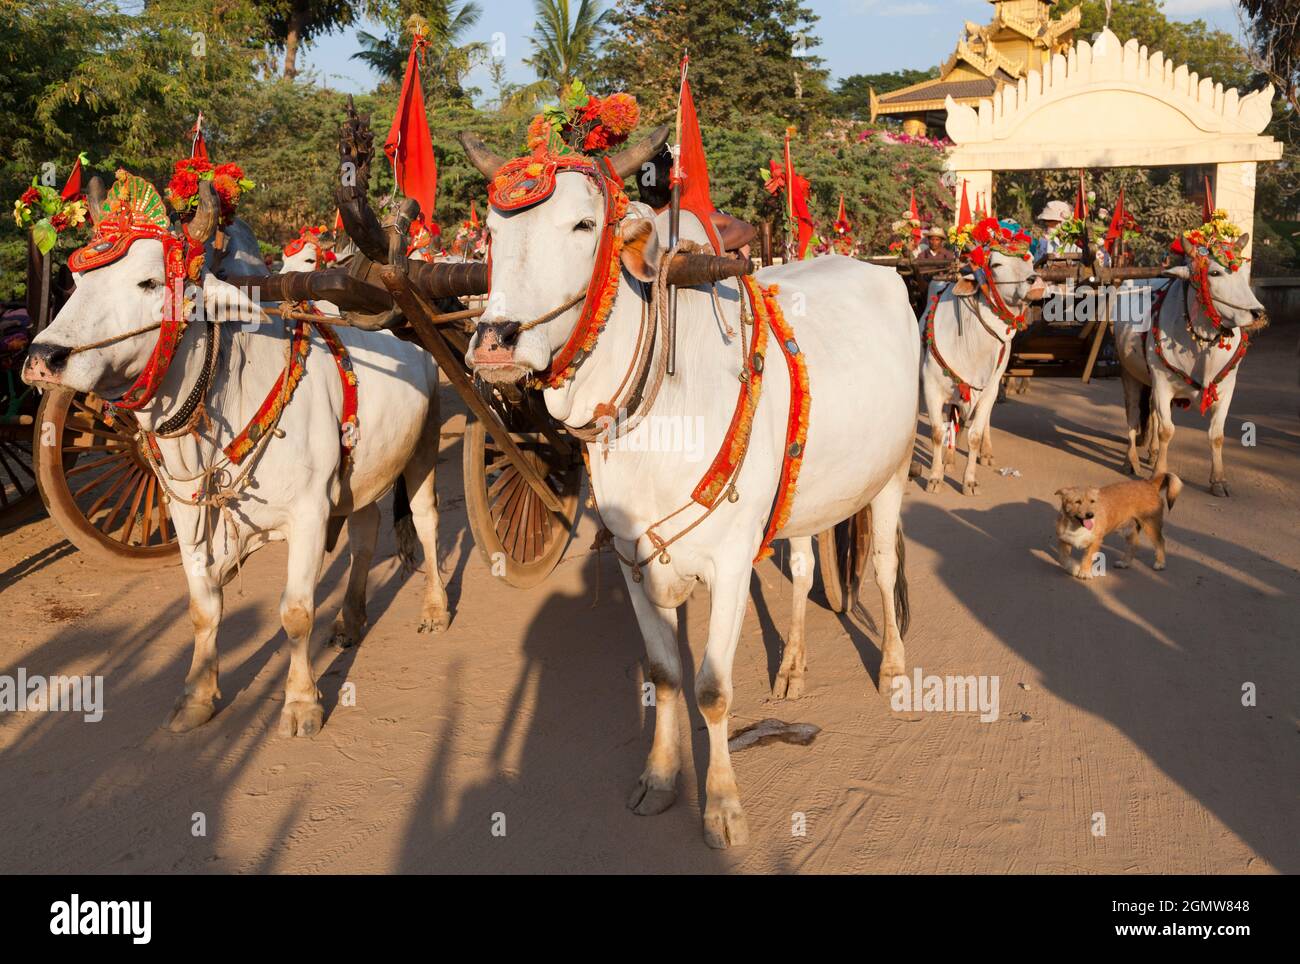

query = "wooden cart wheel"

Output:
[[35, 388, 180, 568], [0, 376, 41, 526], [462, 415, 582, 589]]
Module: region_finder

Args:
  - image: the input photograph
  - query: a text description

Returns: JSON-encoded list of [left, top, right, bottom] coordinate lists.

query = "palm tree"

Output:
[[519, 0, 611, 105], [351, 2, 488, 97]]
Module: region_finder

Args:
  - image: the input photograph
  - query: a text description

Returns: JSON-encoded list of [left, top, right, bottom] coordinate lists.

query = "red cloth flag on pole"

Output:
[[1104, 187, 1126, 254], [384, 29, 438, 224], [835, 194, 851, 234], [1202, 174, 1215, 222], [783, 129, 796, 223], [674, 55, 722, 253], [957, 181, 972, 228], [60, 153, 86, 201], [1073, 170, 1088, 221], [191, 112, 209, 161], [908, 188, 921, 246], [470, 200, 479, 228]]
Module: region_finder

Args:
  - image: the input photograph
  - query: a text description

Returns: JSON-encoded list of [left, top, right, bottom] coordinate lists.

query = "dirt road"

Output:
[[1, 332, 1296, 874]]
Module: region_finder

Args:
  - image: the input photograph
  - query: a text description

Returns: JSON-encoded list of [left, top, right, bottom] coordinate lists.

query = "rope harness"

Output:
[[1144, 276, 1249, 416]]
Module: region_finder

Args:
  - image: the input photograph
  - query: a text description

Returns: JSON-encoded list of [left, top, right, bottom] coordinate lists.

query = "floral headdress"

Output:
[[951, 217, 1032, 268], [12, 154, 91, 255], [526, 81, 640, 157], [166, 157, 254, 226], [1170, 210, 1245, 272]]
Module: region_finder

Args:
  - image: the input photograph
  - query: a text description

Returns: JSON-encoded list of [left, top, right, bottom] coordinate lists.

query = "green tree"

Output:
[[257, 0, 359, 78], [519, 0, 612, 105], [352, 2, 487, 99], [596, 0, 830, 128], [832, 68, 938, 121]]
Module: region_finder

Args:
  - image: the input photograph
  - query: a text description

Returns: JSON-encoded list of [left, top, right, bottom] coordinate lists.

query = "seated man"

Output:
[[638, 147, 756, 257], [917, 226, 951, 260]]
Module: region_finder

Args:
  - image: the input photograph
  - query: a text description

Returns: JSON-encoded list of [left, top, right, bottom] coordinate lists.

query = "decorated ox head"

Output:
[[281, 225, 334, 273], [951, 217, 1045, 313], [1164, 231, 1266, 330], [22, 172, 258, 401], [457, 127, 670, 386]]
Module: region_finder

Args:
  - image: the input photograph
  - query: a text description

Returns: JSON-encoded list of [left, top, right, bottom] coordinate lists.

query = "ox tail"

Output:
[[1136, 385, 1153, 450], [392, 475, 420, 576], [1154, 472, 1182, 512], [894, 519, 911, 639]]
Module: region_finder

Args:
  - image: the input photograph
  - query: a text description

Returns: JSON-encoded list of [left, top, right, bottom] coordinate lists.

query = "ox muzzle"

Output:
[[21, 342, 72, 388]]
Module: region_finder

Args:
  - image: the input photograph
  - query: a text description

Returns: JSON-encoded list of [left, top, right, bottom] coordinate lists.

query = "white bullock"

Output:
[[23, 175, 449, 737], [1115, 233, 1266, 495], [459, 132, 920, 848], [920, 245, 1041, 495]]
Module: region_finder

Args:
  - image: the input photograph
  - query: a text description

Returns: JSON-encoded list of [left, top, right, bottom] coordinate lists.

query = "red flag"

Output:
[[59, 154, 84, 201], [770, 158, 813, 259], [783, 130, 795, 223], [334, 208, 344, 231], [470, 200, 479, 228], [674, 57, 722, 254], [908, 188, 921, 246], [191, 112, 208, 161], [1073, 170, 1088, 221], [1202, 174, 1215, 222], [835, 194, 851, 234], [1104, 187, 1126, 254], [958, 181, 971, 228], [384, 30, 438, 223]]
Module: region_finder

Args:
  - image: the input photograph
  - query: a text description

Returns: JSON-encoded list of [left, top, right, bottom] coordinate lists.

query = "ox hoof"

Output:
[[771, 669, 804, 701], [628, 774, 678, 816], [978, 454, 995, 467], [165, 696, 216, 733], [962, 481, 979, 496], [702, 799, 750, 849], [1153, 559, 1167, 571], [925, 478, 942, 494], [278, 699, 324, 738], [878, 661, 905, 696], [418, 610, 450, 634], [1126, 463, 1141, 478], [1210, 481, 1231, 498]]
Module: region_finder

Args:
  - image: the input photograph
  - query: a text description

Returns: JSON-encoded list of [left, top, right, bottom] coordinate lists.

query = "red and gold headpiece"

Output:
[[68, 170, 172, 274]]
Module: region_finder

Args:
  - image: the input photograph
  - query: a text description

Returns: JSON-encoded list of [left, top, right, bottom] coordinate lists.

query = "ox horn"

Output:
[[186, 178, 220, 244], [608, 125, 670, 180], [85, 176, 106, 226], [665, 252, 752, 288], [458, 132, 507, 180], [408, 259, 490, 300]]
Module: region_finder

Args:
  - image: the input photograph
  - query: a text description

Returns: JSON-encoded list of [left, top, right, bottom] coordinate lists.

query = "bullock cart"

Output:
[[234, 105, 861, 607]]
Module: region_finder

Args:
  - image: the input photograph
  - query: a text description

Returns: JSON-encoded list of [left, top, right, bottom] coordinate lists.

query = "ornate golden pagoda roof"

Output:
[[872, 0, 1081, 122]]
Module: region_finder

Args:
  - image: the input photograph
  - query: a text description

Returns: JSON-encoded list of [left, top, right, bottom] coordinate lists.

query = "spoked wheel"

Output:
[[462, 412, 582, 589], [35, 388, 180, 568], [0, 376, 40, 526]]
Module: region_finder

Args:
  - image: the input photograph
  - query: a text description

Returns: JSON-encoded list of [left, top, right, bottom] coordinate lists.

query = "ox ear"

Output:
[[951, 271, 977, 298], [202, 272, 267, 327], [619, 216, 662, 283]]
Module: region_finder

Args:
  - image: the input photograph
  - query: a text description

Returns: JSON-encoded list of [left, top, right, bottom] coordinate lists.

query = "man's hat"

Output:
[[1036, 200, 1073, 222]]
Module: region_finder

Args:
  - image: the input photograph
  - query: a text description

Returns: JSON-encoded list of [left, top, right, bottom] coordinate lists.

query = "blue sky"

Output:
[[301, 0, 1247, 97]]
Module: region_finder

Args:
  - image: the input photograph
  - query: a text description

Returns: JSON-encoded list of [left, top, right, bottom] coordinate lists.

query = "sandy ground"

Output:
[[0, 327, 1297, 875]]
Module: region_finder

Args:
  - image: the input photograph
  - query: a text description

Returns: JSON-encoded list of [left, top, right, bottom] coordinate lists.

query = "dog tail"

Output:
[[1155, 472, 1182, 511]]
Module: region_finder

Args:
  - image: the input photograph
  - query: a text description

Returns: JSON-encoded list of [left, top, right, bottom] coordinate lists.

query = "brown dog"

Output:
[[1055, 474, 1182, 579]]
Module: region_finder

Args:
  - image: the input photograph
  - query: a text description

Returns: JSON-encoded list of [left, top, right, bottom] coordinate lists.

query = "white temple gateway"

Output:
[[943, 28, 1282, 256]]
